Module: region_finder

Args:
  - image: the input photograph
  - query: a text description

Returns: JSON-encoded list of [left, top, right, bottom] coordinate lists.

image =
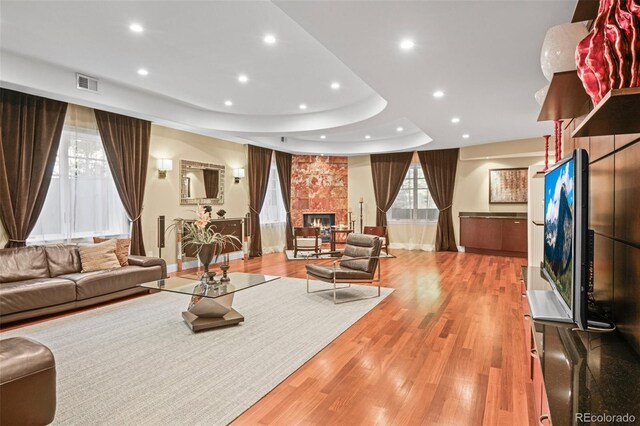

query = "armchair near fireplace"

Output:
[[293, 227, 320, 258], [363, 226, 389, 255]]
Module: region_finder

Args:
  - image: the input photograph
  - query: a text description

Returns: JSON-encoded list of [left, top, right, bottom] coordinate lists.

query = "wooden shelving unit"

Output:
[[537, 71, 591, 122], [572, 87, 640, 137], [571, 0, 599, 23]]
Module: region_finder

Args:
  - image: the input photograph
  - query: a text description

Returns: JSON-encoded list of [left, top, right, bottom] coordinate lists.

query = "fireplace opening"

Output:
[[303, 213, 335, 243]]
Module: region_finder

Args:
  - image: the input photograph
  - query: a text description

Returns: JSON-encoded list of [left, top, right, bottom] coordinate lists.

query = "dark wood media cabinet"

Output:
[[459, 212, 527, 257], [522, 267, 640, 425]]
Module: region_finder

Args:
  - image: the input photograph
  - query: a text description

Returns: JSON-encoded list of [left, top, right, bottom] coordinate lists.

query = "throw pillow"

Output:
[[93, 237, 130, 266], [79, 239, 121, 272]]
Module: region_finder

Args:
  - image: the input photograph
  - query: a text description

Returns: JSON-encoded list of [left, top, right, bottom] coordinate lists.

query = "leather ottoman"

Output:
[[0, 337, 56, 425]]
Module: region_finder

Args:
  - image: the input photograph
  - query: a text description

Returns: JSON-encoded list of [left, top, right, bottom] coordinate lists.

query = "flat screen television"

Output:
[[542, 148, 589, 330]]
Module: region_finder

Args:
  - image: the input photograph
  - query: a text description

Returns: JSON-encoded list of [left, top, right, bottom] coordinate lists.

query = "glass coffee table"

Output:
[[140, 272, 280, 332]]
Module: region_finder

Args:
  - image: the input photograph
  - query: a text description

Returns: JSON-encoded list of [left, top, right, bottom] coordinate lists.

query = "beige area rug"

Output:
[[1, 277, 392, 425]]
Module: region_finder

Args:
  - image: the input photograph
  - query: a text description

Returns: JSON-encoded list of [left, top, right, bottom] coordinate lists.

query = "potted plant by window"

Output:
[[182, 206, 240, 283]]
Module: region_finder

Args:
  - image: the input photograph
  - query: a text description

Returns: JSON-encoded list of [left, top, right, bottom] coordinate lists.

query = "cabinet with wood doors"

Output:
[[459, 213, 527, 257]]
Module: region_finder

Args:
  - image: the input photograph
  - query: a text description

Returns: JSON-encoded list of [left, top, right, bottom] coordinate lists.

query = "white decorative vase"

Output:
[[534, 84, 550, 106], [540, 22, 588, 81]]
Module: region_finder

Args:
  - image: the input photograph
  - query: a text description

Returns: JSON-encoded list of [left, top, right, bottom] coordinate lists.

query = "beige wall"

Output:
[[143, 125, 248, 266], [0, 124, 249, 259], [347, 155, 377, 232], [0, 131, 544, 255], [348, 138, 545, 249], [452, 155, 543, 242]]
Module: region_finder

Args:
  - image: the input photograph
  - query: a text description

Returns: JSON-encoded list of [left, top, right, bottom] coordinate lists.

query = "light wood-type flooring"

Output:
[[2, 249, 534, 425], [229, 249, 534, 425]]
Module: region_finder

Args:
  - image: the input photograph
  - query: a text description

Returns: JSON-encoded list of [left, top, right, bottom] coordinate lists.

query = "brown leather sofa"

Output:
[[0, 337, 56, 425], [0, 245, 167, 325]]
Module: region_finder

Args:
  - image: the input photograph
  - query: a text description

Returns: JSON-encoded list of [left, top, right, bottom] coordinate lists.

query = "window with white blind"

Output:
[[259, 158, 287, 224], [388, 164, 439, 223], [28, 120, 129, 243]]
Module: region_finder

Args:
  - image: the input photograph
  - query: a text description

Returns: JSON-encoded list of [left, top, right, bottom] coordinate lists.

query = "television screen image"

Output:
[[543, 158, 574, 311]]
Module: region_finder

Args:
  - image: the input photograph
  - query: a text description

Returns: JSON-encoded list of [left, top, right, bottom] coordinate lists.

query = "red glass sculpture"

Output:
[[575, 0, 640, 105]]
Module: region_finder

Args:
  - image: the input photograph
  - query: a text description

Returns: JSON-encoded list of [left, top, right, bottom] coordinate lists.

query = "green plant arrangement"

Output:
[[174, 206, 241, 283]]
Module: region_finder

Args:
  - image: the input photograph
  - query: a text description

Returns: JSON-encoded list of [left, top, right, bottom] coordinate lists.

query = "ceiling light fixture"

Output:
[[238, 74, 248, 83], [299, 104, 307, 110], [462, 134, 470, 139], [137, 68, 149, 76], [451, 117, 460, 124], [433, 90, 444, 98], [396, 126, 404, 132], [365, 135, 371, 139], [129, 23, 143, 33], [263, 34, 276, 45], [331, 82, 341, 90], [320, 135, 326, 139], [400, 39, 415, 50], [224, 100, 233, 106]]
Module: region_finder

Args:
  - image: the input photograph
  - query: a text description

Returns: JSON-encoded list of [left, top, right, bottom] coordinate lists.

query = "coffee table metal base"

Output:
[[181, 309, 244, 332]]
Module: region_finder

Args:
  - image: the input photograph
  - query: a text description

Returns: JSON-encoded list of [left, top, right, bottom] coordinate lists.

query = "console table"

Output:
[[459, 212, 527, 257], [521, 266, 640, 425], [174, 217, 249, 271]]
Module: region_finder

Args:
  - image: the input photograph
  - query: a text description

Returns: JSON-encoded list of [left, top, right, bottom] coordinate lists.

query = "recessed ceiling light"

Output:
[[299, 104, 307, 110], [129, 23, 143, 33], [396, 126, 404, 132], [263, 34, 276, 45], [365, 135, 371, 139], [224, 100, 233, 106], [330, 82, 341, 90], [238, 74, 248, 83], [451, 117, 460, 124], [433, 90, 444, 98], [320, 135, 326, 139], [137, 68, 148, 76], [400, 39, 415, 50], [462, 134, 470, 139]]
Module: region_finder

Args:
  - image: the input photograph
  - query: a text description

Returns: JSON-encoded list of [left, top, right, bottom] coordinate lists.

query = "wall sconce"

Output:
[[157, 159, 173, 178], [233, 168, 245, 184]]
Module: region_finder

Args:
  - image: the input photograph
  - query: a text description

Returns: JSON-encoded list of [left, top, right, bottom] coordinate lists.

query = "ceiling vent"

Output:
[[76, 73, 98, 92]]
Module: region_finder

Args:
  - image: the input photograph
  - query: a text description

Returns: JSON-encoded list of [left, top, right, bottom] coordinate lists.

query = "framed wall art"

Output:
[[489, 168, 528, 204]]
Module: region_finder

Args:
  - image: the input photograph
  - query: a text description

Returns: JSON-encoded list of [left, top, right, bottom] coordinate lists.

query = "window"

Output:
[[260, 158, 287, 224], [388, 164, 439, 222], [29, 124, 129, 243]]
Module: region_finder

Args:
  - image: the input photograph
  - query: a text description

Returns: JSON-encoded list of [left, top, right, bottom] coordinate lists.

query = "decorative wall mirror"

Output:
[[180, 160, 225, 205]]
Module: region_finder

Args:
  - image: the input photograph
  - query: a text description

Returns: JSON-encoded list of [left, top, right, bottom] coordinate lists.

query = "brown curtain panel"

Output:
[[94, 109, 151, 256], [418, 148, 459, 252], [248, 145, 273, 257], [202, 169, 219, 199], [275, 150, 294, 250], [370, 152, 413, 227], [0, 89, 68, 248]]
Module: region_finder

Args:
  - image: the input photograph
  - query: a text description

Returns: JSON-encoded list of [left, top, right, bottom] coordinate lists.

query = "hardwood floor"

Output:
[[229, 249, 535, 425], [1, 249, 534, 425]]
